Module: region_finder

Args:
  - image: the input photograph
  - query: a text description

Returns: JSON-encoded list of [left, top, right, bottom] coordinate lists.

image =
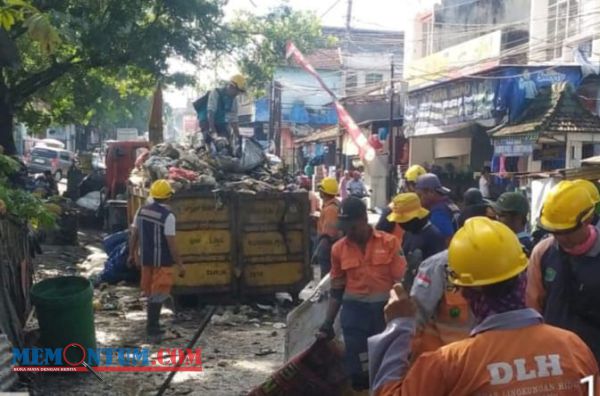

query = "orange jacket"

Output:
[[526, 236, 555, 313], [330, 229, 406, 298], [370, 309, 599, 396], [318, 198, 340, 239]]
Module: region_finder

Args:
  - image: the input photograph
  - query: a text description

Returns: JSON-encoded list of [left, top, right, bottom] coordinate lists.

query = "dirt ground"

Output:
[[18, 228, 295, 396]]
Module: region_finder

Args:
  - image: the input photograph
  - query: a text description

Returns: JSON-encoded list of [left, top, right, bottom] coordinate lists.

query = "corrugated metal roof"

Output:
[[0, 334, 17, 391]]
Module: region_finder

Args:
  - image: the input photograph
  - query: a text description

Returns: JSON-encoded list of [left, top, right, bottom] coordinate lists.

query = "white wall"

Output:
[[409, 137, 435, 165]]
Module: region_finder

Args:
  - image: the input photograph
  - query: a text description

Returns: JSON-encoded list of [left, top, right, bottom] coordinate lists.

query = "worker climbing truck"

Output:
[[128, 186, 311, 302]]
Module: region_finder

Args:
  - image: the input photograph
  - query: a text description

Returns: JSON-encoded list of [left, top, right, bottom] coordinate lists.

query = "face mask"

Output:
[[400, 218, 427, 233], [562, 225, 598, 256]]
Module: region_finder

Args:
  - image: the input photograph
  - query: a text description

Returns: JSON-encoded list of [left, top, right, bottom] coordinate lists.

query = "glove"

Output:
[[316, 320, 335, 341]]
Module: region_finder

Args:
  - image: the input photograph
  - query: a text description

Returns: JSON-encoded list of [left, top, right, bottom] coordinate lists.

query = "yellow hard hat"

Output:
[[405, 165, 427, 183], [318, 177, 338, 196], [539, 180, 596, 232], [448, 217, 528, 287], [572, 179, 600, 204], [387, 193, 429, 223], [149, 179, 174, 200], [230, 74, 247, 92]]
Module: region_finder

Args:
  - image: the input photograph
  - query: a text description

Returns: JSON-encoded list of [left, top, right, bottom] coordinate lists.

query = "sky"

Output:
[[165, 0, 430, 108]]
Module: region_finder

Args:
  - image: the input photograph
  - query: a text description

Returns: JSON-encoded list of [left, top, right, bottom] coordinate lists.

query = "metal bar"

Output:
[[155, 306, 217, 396]]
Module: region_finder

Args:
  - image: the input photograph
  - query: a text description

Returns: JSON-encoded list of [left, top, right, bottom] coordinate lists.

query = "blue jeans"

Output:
[[340, 300, 386, 390]]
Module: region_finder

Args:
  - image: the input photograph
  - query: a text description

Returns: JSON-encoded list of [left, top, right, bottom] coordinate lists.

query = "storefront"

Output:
[[491, 83, 600, 175]]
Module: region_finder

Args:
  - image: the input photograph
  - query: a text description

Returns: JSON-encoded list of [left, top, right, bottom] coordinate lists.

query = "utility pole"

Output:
[[388, 57, 395, 200], [346, 0, 353, 32]]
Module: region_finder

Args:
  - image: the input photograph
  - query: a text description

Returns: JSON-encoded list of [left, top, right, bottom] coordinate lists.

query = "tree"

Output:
[[0, 0, 230, 155], [230, 5, 334, 97]]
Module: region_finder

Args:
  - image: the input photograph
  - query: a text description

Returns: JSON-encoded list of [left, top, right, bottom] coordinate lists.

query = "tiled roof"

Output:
[[491, 83, 600, 137], [302, 49, 342, 70]]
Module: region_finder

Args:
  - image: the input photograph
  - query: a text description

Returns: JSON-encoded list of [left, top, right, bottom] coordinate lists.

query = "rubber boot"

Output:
[[146, 302, 165, 343]]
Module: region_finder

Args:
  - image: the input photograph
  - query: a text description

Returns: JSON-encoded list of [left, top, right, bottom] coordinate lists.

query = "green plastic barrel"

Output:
[[31, 276, 96, 365]]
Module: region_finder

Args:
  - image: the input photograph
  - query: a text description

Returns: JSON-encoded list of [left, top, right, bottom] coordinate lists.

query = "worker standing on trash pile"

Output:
[[494, 192, 533, 256], [415, 173, 459, 244], [402, 165, 427, 193], [527, 179, 600, 363], [316, 197, 406, 391], [195, 74, 246, 153], [313, 177, 340, 277], [128, 179, 186, 343], [386, 193, 445, 291], [369, 217, 599, 395]]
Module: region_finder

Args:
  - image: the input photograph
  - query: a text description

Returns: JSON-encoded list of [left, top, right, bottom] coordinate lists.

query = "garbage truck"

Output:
[[128, 185, 312, 302]]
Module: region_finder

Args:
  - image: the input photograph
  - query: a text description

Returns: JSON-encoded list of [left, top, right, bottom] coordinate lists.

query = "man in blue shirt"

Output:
[[415, 173, 459, 244]]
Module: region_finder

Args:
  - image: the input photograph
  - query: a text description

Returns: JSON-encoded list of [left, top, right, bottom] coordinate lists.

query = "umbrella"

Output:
[[148, 84, 164, 146]]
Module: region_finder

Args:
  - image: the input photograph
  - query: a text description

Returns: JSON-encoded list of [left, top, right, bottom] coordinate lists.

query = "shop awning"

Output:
[[491, 83, 600, 138], [294, 126, 339, 145]]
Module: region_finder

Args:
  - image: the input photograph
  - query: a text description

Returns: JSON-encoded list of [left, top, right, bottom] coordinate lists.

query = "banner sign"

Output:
[[286, 42, 375, 161], [405, 66, 583, 138], [405, 30, 502, 89], [404, 78, 498, 137]]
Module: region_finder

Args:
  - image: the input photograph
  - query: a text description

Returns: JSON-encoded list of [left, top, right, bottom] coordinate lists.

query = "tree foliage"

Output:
[[231, 5, 334, 97], [0, 0, 230, 154]]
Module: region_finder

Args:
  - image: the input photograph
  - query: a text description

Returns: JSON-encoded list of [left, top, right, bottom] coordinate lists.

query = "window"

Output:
[[365, 73, 383, 86], [345, 72, 357, 93], [31, 148, 57, 158], [60, 152, 70, 161], [421, 16, 434, 57], [547, 0, 580, 60]]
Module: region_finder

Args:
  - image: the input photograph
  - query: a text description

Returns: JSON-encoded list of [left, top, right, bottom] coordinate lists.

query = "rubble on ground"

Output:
[[131, 139, 298, 194]]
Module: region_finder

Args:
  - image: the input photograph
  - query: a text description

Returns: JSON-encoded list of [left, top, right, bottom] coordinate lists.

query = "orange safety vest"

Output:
[[410, 288, 472, 362]]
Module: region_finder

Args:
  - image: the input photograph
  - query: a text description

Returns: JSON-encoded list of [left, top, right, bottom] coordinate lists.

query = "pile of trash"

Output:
[[98, 230, 139, 284], [131, 138, 297, 194]]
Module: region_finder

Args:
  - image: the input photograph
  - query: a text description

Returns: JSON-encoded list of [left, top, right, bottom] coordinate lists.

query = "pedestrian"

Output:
[[369, 217, 599, 395], [128, 179, 186, 343], [479, 166, 492, 199], [339, 170, 352, 201], [347, 171, 368, 198], [314, 177, 340, 277], [39, 170, 59, 196], [316, 197, 406, 391], [195, 74, 246, 153], [494, 191, 533, 255], [386, 193, 445, 290], [527, 179, 600, 363], [299, 176, 320, 215], [402, 165, 426, 193], [457, 188, 496, 226], [415, 173, 459, 244]]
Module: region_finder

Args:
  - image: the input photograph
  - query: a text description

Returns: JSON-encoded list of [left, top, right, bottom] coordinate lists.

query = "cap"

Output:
[[463, 188, 484, 206], [337, 197, 367, 229], [494, 192, 529, 216], [415, 173, 451, 195]]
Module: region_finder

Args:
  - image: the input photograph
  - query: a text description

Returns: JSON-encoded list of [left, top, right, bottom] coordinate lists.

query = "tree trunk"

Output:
[[0, 100, 16, 155]]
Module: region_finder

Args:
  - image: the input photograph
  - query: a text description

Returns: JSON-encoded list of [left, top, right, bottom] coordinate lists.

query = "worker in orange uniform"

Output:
[[527, 179, 600, 363], [316, 197, 406, 391], [369, 217, 599, 395], [314, 177, 340, 277], [128, 180, 185, 343]]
